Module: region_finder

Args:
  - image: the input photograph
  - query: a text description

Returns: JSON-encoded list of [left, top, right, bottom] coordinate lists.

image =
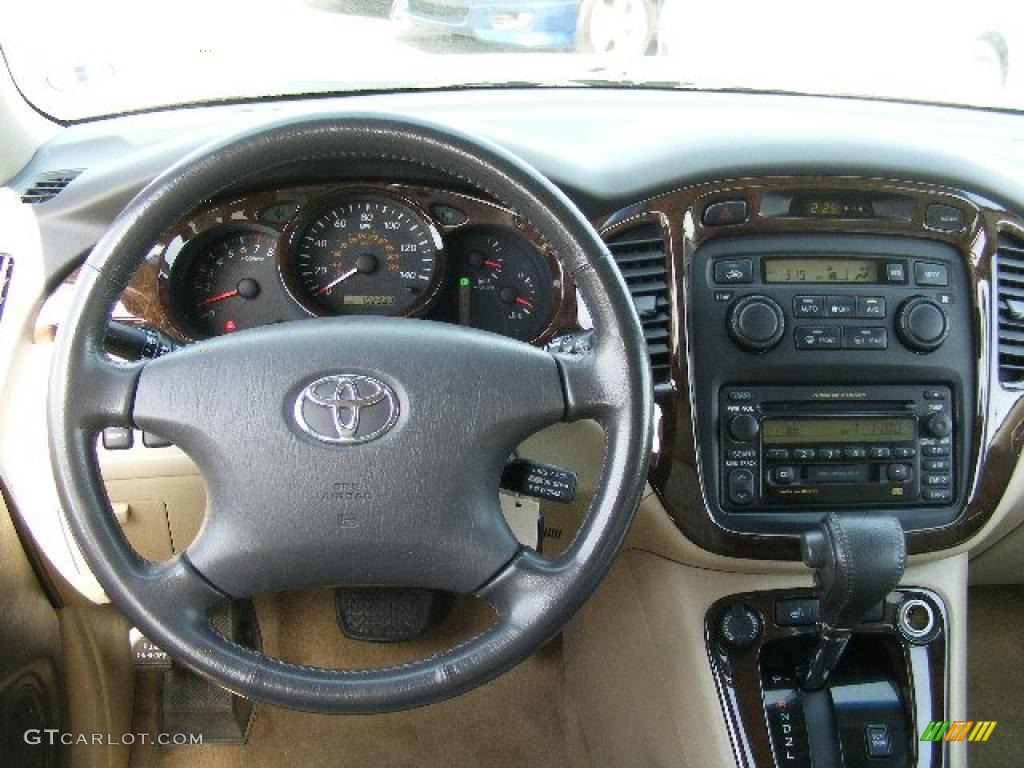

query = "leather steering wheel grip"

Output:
[[47, 114, 652, 713]]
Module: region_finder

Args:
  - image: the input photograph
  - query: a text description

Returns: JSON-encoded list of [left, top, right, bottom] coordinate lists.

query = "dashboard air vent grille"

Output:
[[20, 169, 82, 204], [605, 222, 672, 391], [0, 254, 13, 325], [996, 233, 1024, 384]]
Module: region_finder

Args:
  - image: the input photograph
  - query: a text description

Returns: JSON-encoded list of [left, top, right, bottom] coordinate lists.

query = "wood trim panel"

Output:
[[598, 176, 1024, 560]]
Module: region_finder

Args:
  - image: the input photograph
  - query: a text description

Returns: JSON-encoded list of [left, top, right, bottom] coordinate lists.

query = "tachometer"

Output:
[[177, 227, 280, 337], [288, 195, 442, 316]]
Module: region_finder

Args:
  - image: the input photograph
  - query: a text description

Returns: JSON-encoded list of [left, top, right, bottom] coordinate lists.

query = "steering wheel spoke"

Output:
[[71, 354, 146, 429]]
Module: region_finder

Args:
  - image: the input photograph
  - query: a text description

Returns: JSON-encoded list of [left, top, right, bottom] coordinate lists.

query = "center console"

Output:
[[690, 233, 974, 539]]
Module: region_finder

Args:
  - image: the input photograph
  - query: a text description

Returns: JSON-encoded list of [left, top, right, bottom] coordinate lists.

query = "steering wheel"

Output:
[[48, 115, 652, 713]]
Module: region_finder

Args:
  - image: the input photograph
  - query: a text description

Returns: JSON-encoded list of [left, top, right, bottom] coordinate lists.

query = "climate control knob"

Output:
[[896, 296, 948, 353], [727, 295, 785, 353]]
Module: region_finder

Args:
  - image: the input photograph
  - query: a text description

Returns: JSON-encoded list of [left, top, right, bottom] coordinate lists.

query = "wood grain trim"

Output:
[[598, 177, 1024, 560]]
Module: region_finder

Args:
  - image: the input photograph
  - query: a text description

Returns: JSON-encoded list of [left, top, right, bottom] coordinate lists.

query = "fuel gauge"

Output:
[[454, 228, 552, 342]]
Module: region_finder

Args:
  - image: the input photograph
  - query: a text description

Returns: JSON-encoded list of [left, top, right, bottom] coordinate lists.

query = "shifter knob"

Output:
[[801, 513, 906, 690]]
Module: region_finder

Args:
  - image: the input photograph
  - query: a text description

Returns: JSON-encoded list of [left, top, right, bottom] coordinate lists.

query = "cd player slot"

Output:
[[760, 400, 912, 414]]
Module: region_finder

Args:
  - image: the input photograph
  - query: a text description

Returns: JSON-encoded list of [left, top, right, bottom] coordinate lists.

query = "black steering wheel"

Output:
[[48, 115, 652, 713]]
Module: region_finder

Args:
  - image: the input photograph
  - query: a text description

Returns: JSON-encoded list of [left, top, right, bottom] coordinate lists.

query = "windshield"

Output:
[[3, 0, 1021, 121]]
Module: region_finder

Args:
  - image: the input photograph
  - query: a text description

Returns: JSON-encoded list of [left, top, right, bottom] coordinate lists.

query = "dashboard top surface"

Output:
[[12, 89, 1024, 284]]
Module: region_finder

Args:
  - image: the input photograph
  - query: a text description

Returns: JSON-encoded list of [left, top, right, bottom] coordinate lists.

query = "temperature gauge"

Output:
[[453, 228, 552, 342]]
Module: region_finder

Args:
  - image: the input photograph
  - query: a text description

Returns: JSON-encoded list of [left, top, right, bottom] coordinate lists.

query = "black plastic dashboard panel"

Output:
[[689, 235, 973, 537]]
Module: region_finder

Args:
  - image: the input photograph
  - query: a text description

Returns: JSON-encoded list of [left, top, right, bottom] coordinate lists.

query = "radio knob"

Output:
[[727, 295, 785, 353], [729, 413, 760, 442], [896, 297, 948, 353], [924, 412, 953, 439]]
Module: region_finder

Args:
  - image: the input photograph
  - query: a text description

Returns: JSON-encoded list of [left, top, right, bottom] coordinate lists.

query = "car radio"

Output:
[[719, 384, 955, 511]]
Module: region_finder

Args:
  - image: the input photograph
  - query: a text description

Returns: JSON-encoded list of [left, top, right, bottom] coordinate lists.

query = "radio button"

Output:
[[843, 326, 888, 350], [922, 444, 951, 457], [843, 446, 867, 459], [772, 466, 798, 485], [924, 488, 953, 503], [869, 446, 892, 459], [728, 448, 757, 460], [729, 414, 760, 442], [892, 446, 916, 459], [795, 326, 842, 349], [793, 296, 825, 317], [923, 474, 951, 486], [923, 459, 950, 471], [857, 296, 886, 318], [887, 464, 912, 482], [923, 412, 953, 439], [825, 295, 857, 317], [765, 448, 790, 460], [727, 469, 756, 505], [792, 448, 816, 460], [818, 448, 841, 460], [923, 388, 947, 400]]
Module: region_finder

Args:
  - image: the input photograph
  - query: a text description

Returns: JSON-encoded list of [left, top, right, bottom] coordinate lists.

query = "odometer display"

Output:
[[290, 195, 441, 316]]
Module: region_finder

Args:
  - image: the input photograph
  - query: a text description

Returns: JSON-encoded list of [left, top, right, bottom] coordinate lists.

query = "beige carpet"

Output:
[[967, 585, 1024, 768], [129, 590, 589, 768]]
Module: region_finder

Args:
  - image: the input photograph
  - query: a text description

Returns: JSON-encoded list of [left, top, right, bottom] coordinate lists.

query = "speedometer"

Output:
[[287, 194, 443, 316]]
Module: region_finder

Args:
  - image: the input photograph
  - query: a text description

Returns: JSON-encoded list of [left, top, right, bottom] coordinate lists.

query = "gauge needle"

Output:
[[484, 260, 502, 269], [314, 267, 358, 296], [515, 297, 534, 309], [197, 289, 239, 307]]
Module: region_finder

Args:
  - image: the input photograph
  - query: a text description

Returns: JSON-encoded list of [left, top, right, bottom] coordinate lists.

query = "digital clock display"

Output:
[[763, 419, 916, 444], [790, 196, 875, 218], [764, 257, 879, 284]]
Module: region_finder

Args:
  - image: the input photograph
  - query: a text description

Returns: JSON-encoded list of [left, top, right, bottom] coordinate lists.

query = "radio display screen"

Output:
[[763, 418, 916, 444], [764, 257, 879, 283]]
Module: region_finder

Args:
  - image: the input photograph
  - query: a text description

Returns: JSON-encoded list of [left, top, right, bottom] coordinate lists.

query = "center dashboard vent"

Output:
[[604, 222, 673, 391], [996, 233, 1024, 384], [20, 169, 82, 204]]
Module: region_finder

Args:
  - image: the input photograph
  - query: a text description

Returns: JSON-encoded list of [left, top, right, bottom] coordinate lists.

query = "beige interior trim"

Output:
[[0, 53, 60, 185]]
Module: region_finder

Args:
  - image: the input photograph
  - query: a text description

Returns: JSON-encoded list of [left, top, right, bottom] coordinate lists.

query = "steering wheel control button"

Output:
[[925, 204, 965, 233], [102, 427, 134, 450], [896, 296, 948, 352], [713, 258, 753, 284], [727, 469, 756, 505], [824, 295, 857, 317], [500, 459, 578, 503], [884, 261, 907, 283], [703, 199, 748, 227], [718, 602, 762, 651], [729, 414, 760, 443], [728, 295, 785, 352], [141, 431, 172, 449], [793, 295, 825, 317], [294, 374, 399, 445], [914, 261, 950, 286], [794, 326, 841, 350], [843, 326, 887, 350]]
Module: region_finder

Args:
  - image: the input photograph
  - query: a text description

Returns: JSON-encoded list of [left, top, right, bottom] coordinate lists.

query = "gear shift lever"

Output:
[[801, 513, 906, 690]]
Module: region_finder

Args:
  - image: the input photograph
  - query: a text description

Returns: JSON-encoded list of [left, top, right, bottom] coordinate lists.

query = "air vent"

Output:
[[20, 169, 82, 204], [997, 234, 1024, 384], [0, 254, 12, 324], [605, 222, 673, 391]]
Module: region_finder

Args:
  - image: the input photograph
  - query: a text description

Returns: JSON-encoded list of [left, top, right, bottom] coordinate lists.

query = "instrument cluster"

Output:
[[132, 183, 575, 344]]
